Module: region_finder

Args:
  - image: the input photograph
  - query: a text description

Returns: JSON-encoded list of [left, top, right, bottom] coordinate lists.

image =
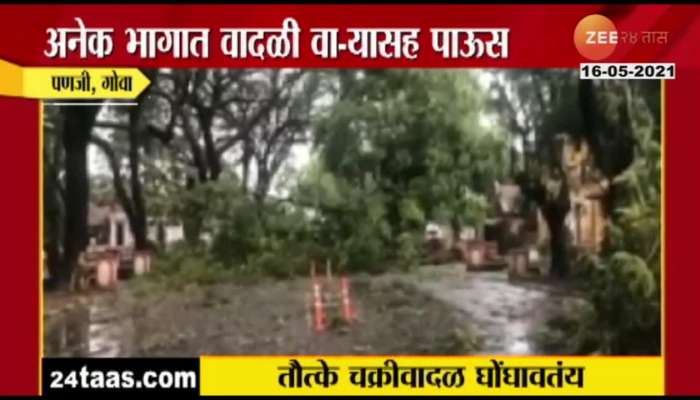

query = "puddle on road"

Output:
[[44, 295, 135, 357], [407, 265, 587, 355]]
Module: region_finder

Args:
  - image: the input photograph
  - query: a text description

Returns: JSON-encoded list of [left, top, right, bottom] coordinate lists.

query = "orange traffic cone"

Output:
[[312, 279, 327, 332], [340, 274, 355, 323]]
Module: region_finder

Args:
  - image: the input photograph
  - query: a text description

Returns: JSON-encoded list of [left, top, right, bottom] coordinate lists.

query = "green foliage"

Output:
[[304, 70, 504, 271], [576, 91, 661, 355], [395, 231, 424, 271], [140, 243, 236, 291], [399, 198, 425, 228], [246, 247, 308, 279], [209, 187, 323, 277]]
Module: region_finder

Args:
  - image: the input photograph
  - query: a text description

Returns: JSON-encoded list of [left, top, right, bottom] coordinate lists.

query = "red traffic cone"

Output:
[[312, 280, 327, 332]]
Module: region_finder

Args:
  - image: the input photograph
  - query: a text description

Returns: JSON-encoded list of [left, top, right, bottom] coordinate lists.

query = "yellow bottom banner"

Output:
[[200, 355, 663, 395]]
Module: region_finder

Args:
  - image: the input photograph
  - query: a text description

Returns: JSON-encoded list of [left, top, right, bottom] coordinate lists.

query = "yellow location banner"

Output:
[[200, 355, 664, 396], [0, 59, 150, 100]]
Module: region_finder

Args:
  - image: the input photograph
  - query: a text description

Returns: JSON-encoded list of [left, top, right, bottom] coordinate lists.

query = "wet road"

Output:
[[43, 265, 587, 357], [401, 264, 587, 355], [44, 294, 135, 358]]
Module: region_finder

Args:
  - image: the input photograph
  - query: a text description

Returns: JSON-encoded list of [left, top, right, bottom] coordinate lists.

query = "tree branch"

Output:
[[89, 135, 136, 223], [93, 121, 128, 131]]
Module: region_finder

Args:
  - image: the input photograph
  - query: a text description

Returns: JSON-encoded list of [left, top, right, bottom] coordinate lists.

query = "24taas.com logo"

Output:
[[48, 366, 197, 391], [573, 14, 669, 61]]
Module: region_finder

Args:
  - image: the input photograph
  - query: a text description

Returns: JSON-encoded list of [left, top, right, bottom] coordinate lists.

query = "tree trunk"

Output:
[[128, 108, 149, 250], [254, 169, 271, 207], [157, 222, 166, 248], [522, 171, 572, 279], [183, 218, 202, 246], [510, 144, 518, 177], [543, 201, 570, 278], [182, 219, 202, 246], [182, 113, 209, 184], [59, 106, 100, 287], [451, 215, 462, 254], [183, 177, 202, 245], [242, 137, 252, 194], [199, 109, 222, 181], [44, 139, 64, 286], [45, 241, 62, 289], [44, 185, 63, 287]]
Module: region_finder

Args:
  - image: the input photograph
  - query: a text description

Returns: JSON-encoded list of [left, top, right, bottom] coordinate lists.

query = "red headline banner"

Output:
[[0, 5, 698, 68]]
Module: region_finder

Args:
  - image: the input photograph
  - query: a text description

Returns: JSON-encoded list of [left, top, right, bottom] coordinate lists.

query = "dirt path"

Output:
[[43, 264, 588, 357]]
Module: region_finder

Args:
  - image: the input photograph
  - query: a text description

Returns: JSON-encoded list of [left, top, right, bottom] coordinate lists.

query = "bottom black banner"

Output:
[[42, 357, 199, 395]]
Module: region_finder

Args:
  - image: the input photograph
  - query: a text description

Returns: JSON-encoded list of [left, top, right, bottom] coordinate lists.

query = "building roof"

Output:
[[88, 203, 111, 226], [88, 201, 125, 226]]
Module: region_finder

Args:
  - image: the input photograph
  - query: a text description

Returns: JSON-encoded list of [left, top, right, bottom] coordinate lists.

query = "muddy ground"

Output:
[[44, 264, 590, 357]]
